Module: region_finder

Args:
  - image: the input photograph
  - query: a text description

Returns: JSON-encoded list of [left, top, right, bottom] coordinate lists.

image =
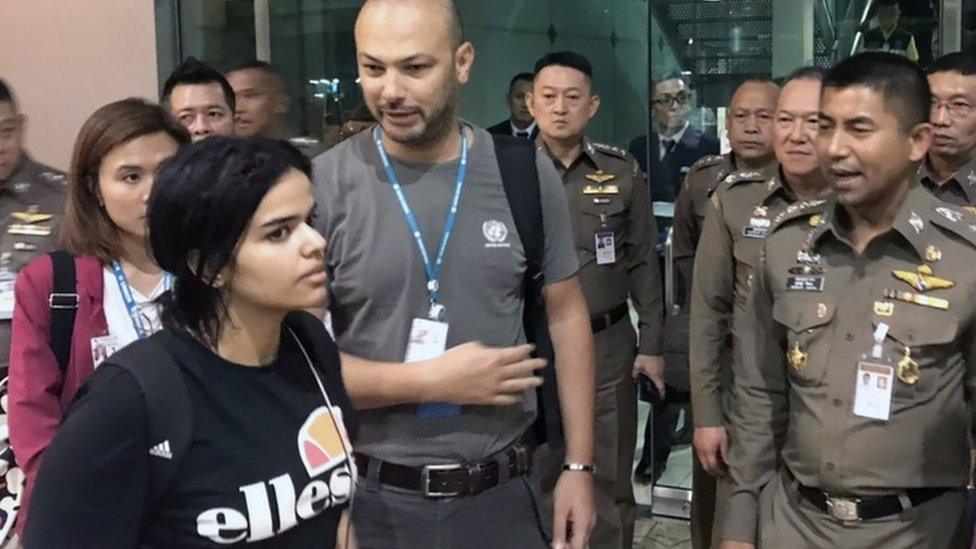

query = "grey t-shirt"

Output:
[[313, 124, 578, 465]]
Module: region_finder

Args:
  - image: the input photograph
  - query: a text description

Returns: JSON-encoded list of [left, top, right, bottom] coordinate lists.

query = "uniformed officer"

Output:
[[673, 79, 779, 293], [529, 51, 663, 549], [918, 52, 976, 206], [721, 52, 972, 549], [0, 79, 67, 370], [689, 68, 826, 548], [676, 77, 778, 549]]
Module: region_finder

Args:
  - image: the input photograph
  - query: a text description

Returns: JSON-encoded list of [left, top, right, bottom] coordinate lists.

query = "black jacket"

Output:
[[628, 128, 720, 203], [487, 119, 539, 141]]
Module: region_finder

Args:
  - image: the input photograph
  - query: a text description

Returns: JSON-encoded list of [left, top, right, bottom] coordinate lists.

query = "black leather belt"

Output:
[[795, 481, 949, 521], [354, 440, 535, 498], [591, 302, 629, 333]]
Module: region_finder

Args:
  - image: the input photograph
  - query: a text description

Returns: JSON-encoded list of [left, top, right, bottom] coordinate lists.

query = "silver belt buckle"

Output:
[[826, 496, 861, 522], [421, 463, 463, 498]]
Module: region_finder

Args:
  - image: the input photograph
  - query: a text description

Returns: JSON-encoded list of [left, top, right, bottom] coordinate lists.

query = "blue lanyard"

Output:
[[110, 261, 173, 340], [373, 126, 468, 309]]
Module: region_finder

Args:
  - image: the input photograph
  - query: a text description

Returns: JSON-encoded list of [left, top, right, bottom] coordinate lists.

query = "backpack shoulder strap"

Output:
[[112, 336, 193, 511], [47, 251, 79, 375], [492, 134, 564, 447], [492, 134, 544, 279]]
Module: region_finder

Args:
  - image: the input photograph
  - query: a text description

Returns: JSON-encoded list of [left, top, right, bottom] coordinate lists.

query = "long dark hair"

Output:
[[148, 137, 311, 345]]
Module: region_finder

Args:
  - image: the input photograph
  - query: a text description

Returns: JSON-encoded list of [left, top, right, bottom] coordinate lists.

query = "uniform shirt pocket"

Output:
[[574, 198, 627, 251], [772, 297, 836, 386], [880, 312, 959, 406]]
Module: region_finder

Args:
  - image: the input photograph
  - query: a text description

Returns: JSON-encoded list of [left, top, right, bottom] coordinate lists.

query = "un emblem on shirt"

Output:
[[482, 220, 510, 248]]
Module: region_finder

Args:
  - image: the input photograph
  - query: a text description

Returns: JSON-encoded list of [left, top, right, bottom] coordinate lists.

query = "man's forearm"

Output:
[[340, 353, 433, 410], [545, 279, 596, 464]]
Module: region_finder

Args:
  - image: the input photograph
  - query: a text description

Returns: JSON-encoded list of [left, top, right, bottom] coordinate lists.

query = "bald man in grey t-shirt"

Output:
[[317, 122, 578, 464], [314, 1, 597, 547]]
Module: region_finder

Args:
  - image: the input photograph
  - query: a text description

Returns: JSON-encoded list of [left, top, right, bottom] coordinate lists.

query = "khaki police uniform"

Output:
[[0, 156, 67, 370], [918, 155, 976, 207], [674, 153, 777, 286], [537, 136, 663, 549], [687, 165, 783, 548], [724, 184, 974, 548]]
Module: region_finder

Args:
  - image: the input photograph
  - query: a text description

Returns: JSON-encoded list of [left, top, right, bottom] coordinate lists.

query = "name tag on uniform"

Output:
[[853, 361, 893, 421], [91, 334, 122, 369], [596, 231, 616, 265], [742, 226, 768, 239], [786, 276, 825, 292], [405, 318, 459, 418]]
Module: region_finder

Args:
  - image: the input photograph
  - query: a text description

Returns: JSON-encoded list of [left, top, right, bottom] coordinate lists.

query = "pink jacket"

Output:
[[8, 254, 106, 535]]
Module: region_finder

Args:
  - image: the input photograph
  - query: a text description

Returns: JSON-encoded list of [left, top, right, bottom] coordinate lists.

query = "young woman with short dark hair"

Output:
[[23, 137, 356, 548]]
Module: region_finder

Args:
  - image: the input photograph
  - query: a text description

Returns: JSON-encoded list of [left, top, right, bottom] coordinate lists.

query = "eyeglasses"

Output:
[[652, 92, 691, 107], [931, 99, 976, 118]]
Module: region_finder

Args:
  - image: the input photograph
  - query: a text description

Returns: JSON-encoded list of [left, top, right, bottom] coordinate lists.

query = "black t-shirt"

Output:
[[24, 315, 357, 548]]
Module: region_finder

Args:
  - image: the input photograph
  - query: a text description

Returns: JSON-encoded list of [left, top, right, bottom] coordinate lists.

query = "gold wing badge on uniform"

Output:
[[8, 205, 53, 236], [583, 171, 619, 194], [11, 211, 53, 224], [891, 264, 954, 293]]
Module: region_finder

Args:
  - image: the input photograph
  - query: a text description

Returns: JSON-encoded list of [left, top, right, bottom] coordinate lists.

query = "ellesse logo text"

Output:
[[196, 406, 354, 543], [196, 468, 352, 544]]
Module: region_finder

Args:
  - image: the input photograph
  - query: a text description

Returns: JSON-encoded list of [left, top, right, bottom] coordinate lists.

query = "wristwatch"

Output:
[[562, 462, 597, 474]]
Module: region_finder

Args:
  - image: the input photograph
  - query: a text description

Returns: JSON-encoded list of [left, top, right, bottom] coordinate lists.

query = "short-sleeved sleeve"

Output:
[[535, 149, 580, 285]]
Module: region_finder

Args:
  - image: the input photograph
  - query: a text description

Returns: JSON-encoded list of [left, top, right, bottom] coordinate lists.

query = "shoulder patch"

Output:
[[930, 203, 976, 248], [688, 154, 724, 173], [770, 199, 828, 233], [590, 141, 627, 159]]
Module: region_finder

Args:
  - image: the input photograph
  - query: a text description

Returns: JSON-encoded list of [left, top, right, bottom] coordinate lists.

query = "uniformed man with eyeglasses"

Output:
[[918, 52, 976, 206]]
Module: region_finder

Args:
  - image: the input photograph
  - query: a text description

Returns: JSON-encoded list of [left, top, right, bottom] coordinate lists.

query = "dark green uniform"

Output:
[[917, 155, 976, 206], [537, 136, 663, 549], [725, 185, 974, 547], [0, 156, 67, 369]]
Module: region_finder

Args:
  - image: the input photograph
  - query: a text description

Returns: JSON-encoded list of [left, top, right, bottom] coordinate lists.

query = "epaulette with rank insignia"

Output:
[[929, 202, 976, 249], [589, 141, 628, 159], [769, 199, 828, 233], [688, 154, 724, 174], [40, 171, 66, 184], [722, 169, 766, 189]]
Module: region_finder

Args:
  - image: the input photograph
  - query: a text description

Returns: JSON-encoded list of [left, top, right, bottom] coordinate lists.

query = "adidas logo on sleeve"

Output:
[[149, 440, 173, 460]]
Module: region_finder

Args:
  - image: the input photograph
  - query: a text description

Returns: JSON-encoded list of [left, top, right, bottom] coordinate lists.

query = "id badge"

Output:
[[595, 231, 616, 265], [405, 318, 460, 418], [853, 360, 894, 421], [405, 318, 448, 362], [90, 334, 121, 369], [0, 271, 16, 321]]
